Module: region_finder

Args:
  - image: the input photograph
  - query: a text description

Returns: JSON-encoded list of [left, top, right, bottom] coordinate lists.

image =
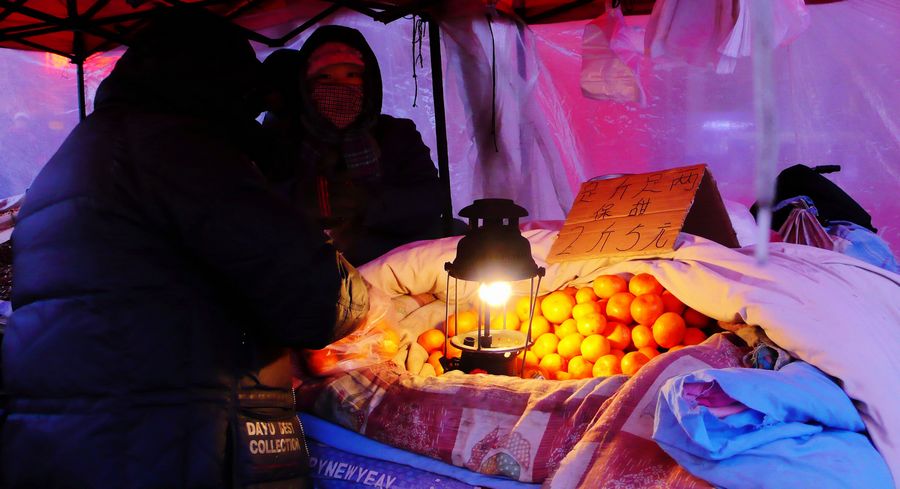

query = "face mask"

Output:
[[311, 83, 363, 129]]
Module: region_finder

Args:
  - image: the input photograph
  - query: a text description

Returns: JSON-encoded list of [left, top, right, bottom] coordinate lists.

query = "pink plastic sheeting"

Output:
[[0, 0, 898, 251]]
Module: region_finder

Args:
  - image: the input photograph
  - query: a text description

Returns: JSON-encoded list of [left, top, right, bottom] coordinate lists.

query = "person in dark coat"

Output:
[[261, 26, 449, 266], [0, 10, 350, 489]]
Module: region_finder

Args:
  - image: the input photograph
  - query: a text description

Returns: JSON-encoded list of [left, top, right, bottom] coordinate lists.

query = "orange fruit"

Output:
[[606, 322, 632, 351], [609, 349, 626, 359], [683, 308, 711, 328], [638, 346, 660, 359], [516, 350, 539, 370], [652, 312, 686, 349], [522, 315, 551, 339], [554, 318, 578, 338], [380, 328, 401, 356], [539, 353, 565, 378], [575, 287, 598, 304], [304, 348, 339, 376], [606, 292, 636, 324], [541, 291, 576, 324], [682, 328, 707, 346], [631, 324, 657, 349], [592, 354, 622, 377], [580, 334, 611, 362], [592, 275, 628, 299], [515, 296, 542, 323], [557, 333, 585, 360], [446, 341, 463, 359], [568, 356, 594, 379], [490, 310, 520, 331], [630, 293, 665, 326], [576, 313, 607, 336], [620, 351, 650, 376], [428, 351, 445, 376], [531, 332, 560, 359], [668, 345, 685, 352], [661, 290, 686, 314], [562, 286, 579, 297], [628, 273, 664, 297], [446, 310, 478, 337], [417, 329, 446, 354], [555, 371, 573, 381], [572, 301, 603, 321]]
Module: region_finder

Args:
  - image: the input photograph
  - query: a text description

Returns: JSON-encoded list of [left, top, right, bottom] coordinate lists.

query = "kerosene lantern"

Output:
[[444, 199, 545, 376]]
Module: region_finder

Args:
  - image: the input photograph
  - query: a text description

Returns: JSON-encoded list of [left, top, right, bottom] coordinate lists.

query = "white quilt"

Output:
[[361, 231, 900, 485]]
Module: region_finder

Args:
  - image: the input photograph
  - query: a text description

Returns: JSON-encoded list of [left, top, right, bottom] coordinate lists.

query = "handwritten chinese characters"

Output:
[[548, 164, 709, 263]]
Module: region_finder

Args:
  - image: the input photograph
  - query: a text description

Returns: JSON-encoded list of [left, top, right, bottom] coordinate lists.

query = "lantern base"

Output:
[[458, 349, 523, 376]]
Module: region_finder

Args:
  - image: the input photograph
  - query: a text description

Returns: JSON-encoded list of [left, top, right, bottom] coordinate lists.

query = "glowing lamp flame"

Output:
[[478, 282, 512, 308]]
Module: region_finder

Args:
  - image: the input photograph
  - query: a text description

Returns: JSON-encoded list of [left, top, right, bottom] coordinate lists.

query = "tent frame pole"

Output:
[[76, 57, 86, 121], [427, 18, 453, 235]]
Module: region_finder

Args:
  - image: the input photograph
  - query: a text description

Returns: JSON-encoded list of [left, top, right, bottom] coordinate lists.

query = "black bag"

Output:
[[751, 164, 876, 233]]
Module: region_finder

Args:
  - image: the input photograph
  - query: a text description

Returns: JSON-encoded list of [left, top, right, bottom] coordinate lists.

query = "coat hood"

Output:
[[94, 8, 263, 122], [263, 25, 383, 140]]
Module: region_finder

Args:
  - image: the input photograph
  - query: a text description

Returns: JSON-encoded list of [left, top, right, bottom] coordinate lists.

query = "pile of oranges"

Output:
[[420, 273, 715, 379]]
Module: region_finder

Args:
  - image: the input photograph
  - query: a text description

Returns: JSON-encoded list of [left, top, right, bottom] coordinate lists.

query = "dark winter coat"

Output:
[[1, 11, 339, 489], [261, 26, 448, 266]]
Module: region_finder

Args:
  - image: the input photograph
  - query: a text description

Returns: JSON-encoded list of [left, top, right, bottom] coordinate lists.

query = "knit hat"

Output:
[[306, 42, 365, 78]]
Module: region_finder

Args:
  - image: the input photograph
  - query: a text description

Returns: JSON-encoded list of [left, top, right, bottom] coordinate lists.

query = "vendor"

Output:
[[261, 26, 448, 266]]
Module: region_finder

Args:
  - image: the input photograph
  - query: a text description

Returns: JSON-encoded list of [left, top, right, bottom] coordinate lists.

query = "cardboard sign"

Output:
[[547, 164, 739, 263]]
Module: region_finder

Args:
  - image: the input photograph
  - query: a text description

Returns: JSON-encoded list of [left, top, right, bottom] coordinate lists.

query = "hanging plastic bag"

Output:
[[581, 0, 646, 104], [775, 196, 834, 250], [298, 284, 401, 377], [645, 0, 810, 74]]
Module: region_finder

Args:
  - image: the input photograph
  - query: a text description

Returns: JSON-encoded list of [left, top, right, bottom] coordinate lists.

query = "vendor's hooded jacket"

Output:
[[1, 10, 339, 488], [261, 26, 448, 265]]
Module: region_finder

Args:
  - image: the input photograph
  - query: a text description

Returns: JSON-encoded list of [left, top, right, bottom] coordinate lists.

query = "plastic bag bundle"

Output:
[[580, 0, 646, 104], [775, 197, 833, 250]]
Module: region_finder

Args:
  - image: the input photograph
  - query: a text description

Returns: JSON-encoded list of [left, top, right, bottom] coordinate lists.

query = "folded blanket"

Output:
[[653, 362, 893, 488]]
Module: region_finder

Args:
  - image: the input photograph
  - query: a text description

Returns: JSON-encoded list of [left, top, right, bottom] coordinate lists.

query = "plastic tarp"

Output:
[[0, 0, 898, 251]]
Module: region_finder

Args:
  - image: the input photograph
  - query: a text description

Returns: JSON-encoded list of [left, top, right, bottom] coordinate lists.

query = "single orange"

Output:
[[630, 293, 665, 326], [592, 275, 628, 299], [516, 350, 539, 370], [638, 346, 660, 359], [606, 292, 636, 324], [576, 313, 607, 336], [555, 370, 573, 381], [541, 291, 576, 324], [606, 322, 632, 351], [557, 333, 585, 360], [609, 349, 626, 359], [620, 351, 650, 376], [539, 353, 565, 378], [580, 334, 611, 362], [304, 348, 339, 376], [522, 315, 551, 340], [628, 273, 664, 297], [683, 308, 711, 328], [631, 324, 657, 349], [652, 312, 686, 349], [417, 329, 446, 354], [661, 290, 686, 315], [446, 310, 478, 336], [531, 332, 560, 359], [682, 328, 707, 346], [515, 296, 542, 323], [428, 351, 445, 376], [592, 354, 622, 377], [380, 328, 401, 356], [562, 286, 579, 297], [575, 287, 599, 304], [446, 341, 463, 359], [554, 318, 578, 338], [568, 356, 594, 379], [667, 345, 686, 352], [572, 301, 603, 321], [490, 310, 521, 331]]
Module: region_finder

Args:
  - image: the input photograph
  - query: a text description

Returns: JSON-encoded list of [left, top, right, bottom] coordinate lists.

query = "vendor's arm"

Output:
[[362, 116, 446, 234], [140, 120, 343, 350]]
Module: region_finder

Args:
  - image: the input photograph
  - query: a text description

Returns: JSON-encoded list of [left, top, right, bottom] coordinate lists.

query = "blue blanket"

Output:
[[653, 362, 893, 489]]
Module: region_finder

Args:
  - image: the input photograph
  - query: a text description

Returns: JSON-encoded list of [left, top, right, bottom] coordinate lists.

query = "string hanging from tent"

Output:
[[486, 10, 500, 153], [410, 14, 427, 107]]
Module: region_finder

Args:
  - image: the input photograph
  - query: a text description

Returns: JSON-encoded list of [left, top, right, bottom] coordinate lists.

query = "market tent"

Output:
[[1, 0, 898, 251]]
